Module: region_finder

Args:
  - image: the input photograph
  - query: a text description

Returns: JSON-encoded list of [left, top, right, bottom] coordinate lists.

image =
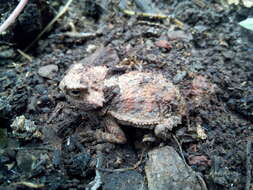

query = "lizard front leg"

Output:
[[97, 115, 127, 144]]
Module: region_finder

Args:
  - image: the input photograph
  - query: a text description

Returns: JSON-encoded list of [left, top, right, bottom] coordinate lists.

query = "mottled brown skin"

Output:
[[60, 64, 185, 144]]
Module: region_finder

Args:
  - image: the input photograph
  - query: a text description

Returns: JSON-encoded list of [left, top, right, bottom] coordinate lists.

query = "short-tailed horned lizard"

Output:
[[60, 64, 186, 144]]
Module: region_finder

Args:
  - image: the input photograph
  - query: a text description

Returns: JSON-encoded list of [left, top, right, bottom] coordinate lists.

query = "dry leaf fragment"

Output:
[[188, 155, 212, 166], [196, 124, 207, 140]]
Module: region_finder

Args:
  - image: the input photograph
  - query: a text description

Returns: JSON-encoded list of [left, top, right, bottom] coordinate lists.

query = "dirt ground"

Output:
[[0, 0, 253, 190]]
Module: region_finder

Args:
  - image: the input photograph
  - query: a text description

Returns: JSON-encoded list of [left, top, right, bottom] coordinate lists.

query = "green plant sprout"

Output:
[[239, 18, 253, 31]]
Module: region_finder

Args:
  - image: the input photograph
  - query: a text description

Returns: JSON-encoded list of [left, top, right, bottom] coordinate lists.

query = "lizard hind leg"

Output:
[[154, 116, 182, 140]]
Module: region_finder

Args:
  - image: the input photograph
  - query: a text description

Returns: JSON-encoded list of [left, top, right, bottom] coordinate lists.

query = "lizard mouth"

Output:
[[66, 96, 103, 111]]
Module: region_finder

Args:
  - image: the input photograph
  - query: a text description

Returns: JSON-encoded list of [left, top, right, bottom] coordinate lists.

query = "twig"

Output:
[[24, 0, 74, 52], [86, 155, 103, 190], [172, 134, 187, 165], [17, 49, 33, 62], [122, 9, 168, 19], [97, 149, 145, 172], [14, 181, 44, 189], [136, 20, 168, 29], [0, 0, 29, 33], [192, 0, 206, 8], [245, 139, 252, 190], [172, 134, 208, 190], [10, 146, 55, 151], [55, 31, 102, 39], [122, 9, 184, 28], [47, 102, 65, 124], [119, 0, 183, 26]]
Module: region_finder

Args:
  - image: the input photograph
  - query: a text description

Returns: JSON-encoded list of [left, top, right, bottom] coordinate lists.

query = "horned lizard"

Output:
[[59, 64, 186, 144]]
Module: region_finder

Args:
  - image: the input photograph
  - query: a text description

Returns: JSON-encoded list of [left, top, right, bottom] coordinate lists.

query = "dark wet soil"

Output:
[[0, 0, 253, 190]]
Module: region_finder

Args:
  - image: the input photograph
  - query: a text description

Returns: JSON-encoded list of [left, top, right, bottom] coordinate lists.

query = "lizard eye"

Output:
[[69, 90, 81, 97]]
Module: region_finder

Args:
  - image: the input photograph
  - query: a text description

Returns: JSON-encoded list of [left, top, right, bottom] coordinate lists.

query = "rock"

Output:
[[222, 50, 234, 59], [16, 150, 49, 175], [35, 84, 47, 94], [0, 46, 15, 59], [16, 150, 37, 173], [145, 146, 206, 190], [167, 31, 193, 42], [194, 25, 208, 33], [38, 64, 58, 79], [173, 71, 187, 84], [102, 171, 147, 190], [145, 39, 154, 49], [10, 115, 43, 140]]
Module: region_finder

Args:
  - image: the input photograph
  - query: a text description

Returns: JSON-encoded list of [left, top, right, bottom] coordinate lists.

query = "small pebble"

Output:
[[38, 64, 58, 79], [173, 71, 187, 84], [194, 25, 208, 33], [103, 171, 147, 190], [145, 28, 160, 37], [86, 44, 97, 53], [0, 47, 15, 58], [167, 30, 193, 42], [145, 146, 205, 190], [155, 40, 172, 50], [35, 84, 47, 94]]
